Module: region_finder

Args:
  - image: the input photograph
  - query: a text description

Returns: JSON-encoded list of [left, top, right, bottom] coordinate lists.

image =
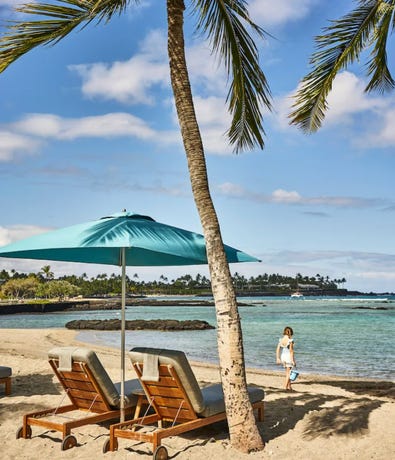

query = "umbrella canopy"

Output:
[[0, 210, 259, 420], [0, 211, 258, 265]]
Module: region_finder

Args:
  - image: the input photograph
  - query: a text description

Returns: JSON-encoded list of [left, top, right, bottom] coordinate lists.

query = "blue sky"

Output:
[[0, 0, 394, 293]]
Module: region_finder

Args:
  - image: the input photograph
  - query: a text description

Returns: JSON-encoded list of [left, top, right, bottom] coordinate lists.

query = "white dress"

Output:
[[279, 336, 294, 368]]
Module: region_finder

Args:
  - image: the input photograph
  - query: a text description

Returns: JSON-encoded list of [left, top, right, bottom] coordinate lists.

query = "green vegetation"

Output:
[[0, 267, 346, 301]]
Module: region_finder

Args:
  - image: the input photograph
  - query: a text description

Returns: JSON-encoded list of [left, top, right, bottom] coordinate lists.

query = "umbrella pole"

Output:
[[120, 247, 126, 422]]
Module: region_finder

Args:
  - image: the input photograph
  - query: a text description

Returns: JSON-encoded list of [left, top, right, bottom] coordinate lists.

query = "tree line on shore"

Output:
[[0, 266, 346, 300]]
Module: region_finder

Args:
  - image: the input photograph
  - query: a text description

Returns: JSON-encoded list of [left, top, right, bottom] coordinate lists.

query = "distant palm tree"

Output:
[[290, 0, 395, 132], [159, 274, 168, 283], [0, 0, 271, 450], [40, 265, 54, 280]]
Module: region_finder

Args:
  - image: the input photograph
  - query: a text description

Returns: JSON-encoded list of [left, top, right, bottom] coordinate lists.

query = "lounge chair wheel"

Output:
[[102, 438, 110, 453], [102, 437, 118, 453], [16, 425, 31, 439], [153, 445, 168, 460], [61, 434, 77, 450]]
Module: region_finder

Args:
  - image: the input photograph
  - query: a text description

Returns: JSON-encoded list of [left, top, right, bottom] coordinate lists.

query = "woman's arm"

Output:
[[276, 343, 281, 364], [289, 341, 296, 366]]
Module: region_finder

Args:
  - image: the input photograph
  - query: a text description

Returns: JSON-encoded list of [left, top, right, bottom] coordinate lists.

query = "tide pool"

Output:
[[1, 296, 394, 380]]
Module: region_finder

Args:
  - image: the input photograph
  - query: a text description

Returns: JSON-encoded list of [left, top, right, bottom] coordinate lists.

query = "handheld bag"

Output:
[[290, 367, 299, 381]]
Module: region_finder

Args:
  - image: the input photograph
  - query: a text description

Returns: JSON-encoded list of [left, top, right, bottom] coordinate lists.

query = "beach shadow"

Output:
[[0, 402, 42, 422], [260, 391, 386, 443], [0, 374, 62, 423], [303, 397, 382, 439], [302, 379, 395, 399], [122, 421, 228, 458], [8, 373, 61, 397], [261, 392, 329, 442], [164, 436, 219, 459]]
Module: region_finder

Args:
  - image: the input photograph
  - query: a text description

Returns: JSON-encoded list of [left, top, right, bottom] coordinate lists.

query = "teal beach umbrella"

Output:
[[0, 210, 258, 266], [0, 210, 259, 419]]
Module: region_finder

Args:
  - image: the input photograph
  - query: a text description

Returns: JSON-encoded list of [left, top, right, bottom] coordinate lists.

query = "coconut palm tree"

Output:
[[289, 0, 395, 132], [0, 0, 271, 451], [40, 264, 54, 281]]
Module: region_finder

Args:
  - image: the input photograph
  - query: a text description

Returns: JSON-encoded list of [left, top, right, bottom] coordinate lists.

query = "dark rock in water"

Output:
[[65, 318, 215, 331], [352, 306, 388, 310]]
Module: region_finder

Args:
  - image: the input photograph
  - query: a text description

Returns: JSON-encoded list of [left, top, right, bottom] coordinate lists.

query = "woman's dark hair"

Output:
[[283, 326, 293, 336]]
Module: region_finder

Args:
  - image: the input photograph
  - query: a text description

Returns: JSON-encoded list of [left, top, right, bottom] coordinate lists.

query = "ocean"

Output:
[[1, 295, 394, 381]]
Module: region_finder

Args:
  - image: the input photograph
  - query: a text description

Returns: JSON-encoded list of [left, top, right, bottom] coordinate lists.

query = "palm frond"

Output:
[[365, 0, 395, 92], [289, 0, 380, 133], [91, 0, 131, 21], [0, 0, 131, 73], [191, 0, 272, 153]]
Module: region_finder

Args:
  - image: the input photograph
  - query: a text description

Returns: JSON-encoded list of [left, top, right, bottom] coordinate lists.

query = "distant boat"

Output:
[[290, 291, 303, 298]]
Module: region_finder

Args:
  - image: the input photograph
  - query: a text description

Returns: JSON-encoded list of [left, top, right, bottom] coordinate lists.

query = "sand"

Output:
[[0, 329, 393, 459]]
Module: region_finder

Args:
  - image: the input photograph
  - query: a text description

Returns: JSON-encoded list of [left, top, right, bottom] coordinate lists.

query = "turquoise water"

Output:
[[1, 296, 394, 380]]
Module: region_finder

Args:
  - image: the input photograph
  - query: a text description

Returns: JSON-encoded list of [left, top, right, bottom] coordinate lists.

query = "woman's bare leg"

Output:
[[285, 367, 292, 390]]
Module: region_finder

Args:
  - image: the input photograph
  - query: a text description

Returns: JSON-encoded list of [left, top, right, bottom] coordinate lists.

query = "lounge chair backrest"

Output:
[[129, 347, 205, 414], [48, 347, 121, 409]]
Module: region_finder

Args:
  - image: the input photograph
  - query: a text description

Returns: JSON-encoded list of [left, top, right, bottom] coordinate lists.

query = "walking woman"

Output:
[[276, 326, 296, 390]]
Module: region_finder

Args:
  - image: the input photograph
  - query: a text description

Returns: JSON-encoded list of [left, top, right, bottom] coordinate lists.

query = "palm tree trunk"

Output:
[[166, 0, 264, 452]]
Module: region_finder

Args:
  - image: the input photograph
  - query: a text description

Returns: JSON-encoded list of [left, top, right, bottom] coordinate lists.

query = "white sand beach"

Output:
[[0, 329, 393, 459]]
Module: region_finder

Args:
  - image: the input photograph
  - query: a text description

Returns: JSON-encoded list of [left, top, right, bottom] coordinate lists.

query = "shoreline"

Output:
[[0, 328, 394, 459], [79, 331, 394, 384], [0, 298, 254, 315], [1, 293, 393, 316]]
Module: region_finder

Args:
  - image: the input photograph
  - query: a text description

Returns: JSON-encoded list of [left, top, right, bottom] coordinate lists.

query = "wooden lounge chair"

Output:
[[104, 347, 264, 460], [16, 347, 142, 450]]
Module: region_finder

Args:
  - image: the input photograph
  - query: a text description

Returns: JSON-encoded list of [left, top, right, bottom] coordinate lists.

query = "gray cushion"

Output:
[[113, 378, 144, 403], [200, 383, 264, 417], [48, 347, 141, 409], [0, 366, 12, 378], [129, 347, 205, 413], [129, 347, 264, 418]]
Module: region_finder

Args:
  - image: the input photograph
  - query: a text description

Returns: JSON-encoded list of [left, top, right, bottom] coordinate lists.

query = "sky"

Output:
[[0, 0, 394, 293]]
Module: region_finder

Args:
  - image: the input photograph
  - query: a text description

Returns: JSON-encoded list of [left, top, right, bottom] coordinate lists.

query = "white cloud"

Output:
[[185, 43, 226, 94], [0, 0, 26, 7], [275, 71, 389, 136], [73, 58, 167, 104], [358, 270, 395, 280], [0, 224, 52, 247], [14, 113, 157, 140], [249, 0, 317, 27], [0, 258, 102, 279], [0, 111, 183, 164], [0, 0, 33, 17], [71, 30, 228, 106], [324, 72, 386, 125], [193, 96, 232, 155], [363, 108, 395, 147], [193, 96, 228, 126], [70, 30, 169, 104], [13, 114, 62, 138], [256, 249, 395, 292], [167, 92, 233, 155], [0, 225, 73, 277], [217, 183, 387, 209], [67, 29, 238, 155], [9, 103, 234, 158], [0, 131, 41, 162], [216, 182, 244, 196], [272, 189, 301, 203], [3, 23, 279, 161]]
